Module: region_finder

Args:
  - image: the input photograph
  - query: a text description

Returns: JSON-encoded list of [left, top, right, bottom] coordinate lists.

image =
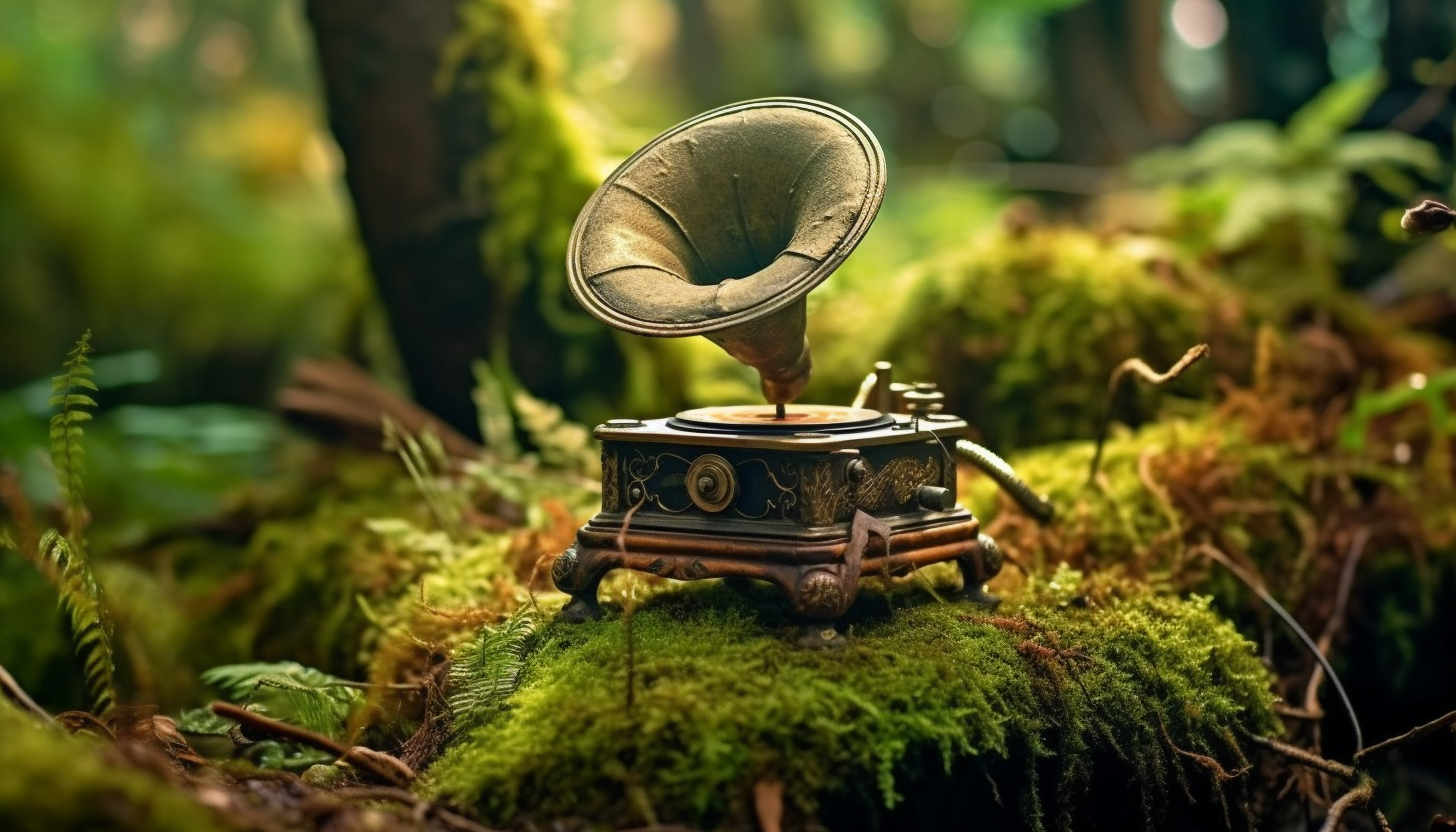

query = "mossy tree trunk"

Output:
[[305, 0, 491, 439]]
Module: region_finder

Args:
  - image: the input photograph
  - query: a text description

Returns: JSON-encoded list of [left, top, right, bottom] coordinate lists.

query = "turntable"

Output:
[[550, 98, 1007, 624]]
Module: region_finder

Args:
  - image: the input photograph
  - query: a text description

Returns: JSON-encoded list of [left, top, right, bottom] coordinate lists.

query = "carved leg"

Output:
[[552, 543, 614, 623], [957, 533, 1003, 609], [788, 511, 891, 641]]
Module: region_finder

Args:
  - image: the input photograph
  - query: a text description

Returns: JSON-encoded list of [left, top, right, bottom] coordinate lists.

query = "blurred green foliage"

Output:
[[0, 0, 369, 402], [1124, 71, 1442, 302]]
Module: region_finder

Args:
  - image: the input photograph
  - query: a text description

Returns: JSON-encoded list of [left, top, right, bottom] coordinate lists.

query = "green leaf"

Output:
[[175, 706, 235, 736], [48, 331, 98, 542], [1129, 121, 1283, 182], [472, 360, 521, 460], [1332, 131, 1442, 177], [39, 529, 116, 721], [511, 388, 598, 473], [48, 393, 98, 409], [1287, 70, 1385, 150], [448, 610, 538, 729], [201, 662, 364, 741]]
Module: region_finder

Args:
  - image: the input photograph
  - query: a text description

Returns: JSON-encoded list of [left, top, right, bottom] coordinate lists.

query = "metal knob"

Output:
[[902, 382, 944, 429], [686, 454, 738, 513], [917, 485, 955, 512]]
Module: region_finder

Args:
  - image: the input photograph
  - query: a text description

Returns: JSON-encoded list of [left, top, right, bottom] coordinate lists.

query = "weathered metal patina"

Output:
[[555, 98, 1002, 625]]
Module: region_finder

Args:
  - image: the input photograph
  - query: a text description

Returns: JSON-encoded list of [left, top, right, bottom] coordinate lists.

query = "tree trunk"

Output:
[[1047, 0, 1192, 166], [305, 0, 490, 438], [1222, 0, 1331, 124]]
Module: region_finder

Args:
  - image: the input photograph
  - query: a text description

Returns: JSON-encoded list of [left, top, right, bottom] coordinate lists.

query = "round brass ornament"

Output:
[[686, 454, 738, 513]]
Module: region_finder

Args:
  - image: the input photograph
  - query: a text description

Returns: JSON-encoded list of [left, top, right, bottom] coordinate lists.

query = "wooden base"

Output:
[[552, 509, 1003, 622]]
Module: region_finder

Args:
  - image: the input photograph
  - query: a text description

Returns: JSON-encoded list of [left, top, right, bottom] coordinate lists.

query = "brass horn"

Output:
[[566, 98, 886, 404]]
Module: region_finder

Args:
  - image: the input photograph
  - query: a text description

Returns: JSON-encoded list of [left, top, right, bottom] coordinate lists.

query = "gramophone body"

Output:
[[553, 98, 1002, 623]]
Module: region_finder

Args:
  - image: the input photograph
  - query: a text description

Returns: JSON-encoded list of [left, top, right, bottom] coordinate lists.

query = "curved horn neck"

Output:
[[703, 299, 811, 405]]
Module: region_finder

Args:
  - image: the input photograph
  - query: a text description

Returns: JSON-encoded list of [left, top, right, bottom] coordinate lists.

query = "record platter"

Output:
[[550, 98, 1008, 625]]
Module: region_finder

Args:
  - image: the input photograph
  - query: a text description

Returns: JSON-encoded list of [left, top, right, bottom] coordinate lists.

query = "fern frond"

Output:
[[382, 416, 464, 535], [448, 609, 537, 728], [471, 360, 521, 461], [39, 529, 116, 721], [48, 330, 96, 544], [200, 661, 363, 740]]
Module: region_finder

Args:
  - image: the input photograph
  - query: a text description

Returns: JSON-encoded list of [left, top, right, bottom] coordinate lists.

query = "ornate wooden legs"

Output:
[[551, 543, 613, 623], [956, 533, 1004, 608], [549, 515, 1005, 624]]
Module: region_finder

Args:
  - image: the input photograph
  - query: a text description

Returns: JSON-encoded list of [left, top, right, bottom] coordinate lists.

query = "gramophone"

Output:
[[551, 98, 1007, 625]]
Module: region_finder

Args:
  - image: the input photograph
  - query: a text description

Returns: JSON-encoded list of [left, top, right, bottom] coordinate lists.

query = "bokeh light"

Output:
[[1169, 0, 1228, 50], [1004, 106, 1058, 158]]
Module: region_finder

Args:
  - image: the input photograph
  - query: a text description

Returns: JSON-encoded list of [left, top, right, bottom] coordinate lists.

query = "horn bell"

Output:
[[566, 97, 886, 404]]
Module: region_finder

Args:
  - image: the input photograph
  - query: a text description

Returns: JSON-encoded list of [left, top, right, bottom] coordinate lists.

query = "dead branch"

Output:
[[1318, 776, 1376, 832], [277, 357, 481, 459], [1242, 732, 1355, 781], [0, 662, 52, 722], [1355, 708, 1456, 765], [1157, 711, 1244, 782], [209, 701, 415, 787], [332, 784, 501, 832], [753, 778, 784, 832]]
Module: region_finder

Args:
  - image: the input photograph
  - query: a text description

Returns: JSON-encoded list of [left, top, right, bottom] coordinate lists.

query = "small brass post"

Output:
[[873, 361, 892, 413]]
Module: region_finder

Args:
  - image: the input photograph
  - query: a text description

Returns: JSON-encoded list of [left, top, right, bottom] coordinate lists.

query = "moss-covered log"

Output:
[[425, 574, 1275, 831]]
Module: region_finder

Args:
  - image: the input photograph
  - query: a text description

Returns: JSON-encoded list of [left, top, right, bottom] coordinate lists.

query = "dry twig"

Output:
[[209, 701, 415, 787], [1303, 528, 1369, 714], [1192, 543, 1363, 753], [278, 357, 481, 459], [0, 662, 52, 722]]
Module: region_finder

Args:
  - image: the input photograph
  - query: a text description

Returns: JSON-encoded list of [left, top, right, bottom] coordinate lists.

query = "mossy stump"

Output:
[[426, 572, 1275, 831]]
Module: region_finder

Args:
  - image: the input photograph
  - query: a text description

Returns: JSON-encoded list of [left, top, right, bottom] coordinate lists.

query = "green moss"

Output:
[[0, 703, 235, 832], [425, 572, 1274, 830], [962, 416, 1237, 578], [809, 226, 1237, 449], [961, 411, 1443, 596]]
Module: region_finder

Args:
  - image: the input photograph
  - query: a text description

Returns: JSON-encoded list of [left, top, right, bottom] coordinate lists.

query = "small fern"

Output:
[[472, 359, 522, 461], [49, 330, 97, 545], [382, 416, 464, 537], [200, 661, 363, 741], [39, 529, 116, 721], [448, 610, 537, 729]]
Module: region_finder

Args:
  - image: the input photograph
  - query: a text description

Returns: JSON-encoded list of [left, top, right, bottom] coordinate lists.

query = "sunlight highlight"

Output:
[[1169, 0, 1228, 50]]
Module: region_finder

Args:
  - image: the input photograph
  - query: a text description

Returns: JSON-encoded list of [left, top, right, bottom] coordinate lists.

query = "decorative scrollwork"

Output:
[[799, 462, 852, 526], [853, 457, 939, 512], [734, 458, 800, 520], [796, 569, 847, 618], [640, 557, 712, 581], [625, 450, 694, 513]]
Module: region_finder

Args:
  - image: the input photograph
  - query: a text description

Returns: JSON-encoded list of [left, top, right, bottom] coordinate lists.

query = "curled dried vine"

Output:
[[1088, 343, 1210, 484]]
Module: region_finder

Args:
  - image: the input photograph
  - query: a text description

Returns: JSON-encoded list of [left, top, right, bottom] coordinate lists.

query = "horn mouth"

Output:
[[566, 97, 886, 338]]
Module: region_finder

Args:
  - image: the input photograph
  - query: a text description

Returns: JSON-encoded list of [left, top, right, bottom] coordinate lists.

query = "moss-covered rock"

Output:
[[0, 703, 235, 832], [425, 573, 1275, 831], [807, 225, 1241, 450]]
